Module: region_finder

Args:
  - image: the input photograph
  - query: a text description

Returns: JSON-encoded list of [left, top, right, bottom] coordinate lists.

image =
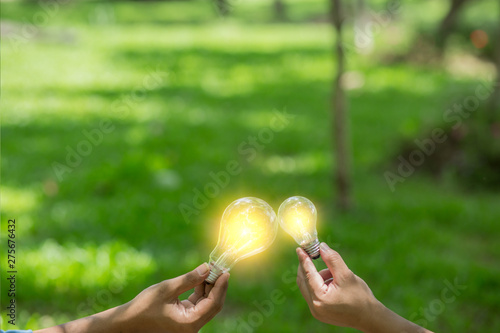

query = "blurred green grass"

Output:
[[1, 0, 499, 332]]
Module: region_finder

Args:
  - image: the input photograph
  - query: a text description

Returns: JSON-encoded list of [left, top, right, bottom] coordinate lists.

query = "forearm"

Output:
[[361, 301, 433, 333], [34, 305, 130, 333]]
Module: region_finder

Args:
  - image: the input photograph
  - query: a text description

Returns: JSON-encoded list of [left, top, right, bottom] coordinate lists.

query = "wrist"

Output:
[[34, 304, 131, 333], [79, 304, 132, 333], [368, 300, 393, 333], [358, 300, 431, 333], [106, 303, 135, 333], [355, 298, 386, 333]]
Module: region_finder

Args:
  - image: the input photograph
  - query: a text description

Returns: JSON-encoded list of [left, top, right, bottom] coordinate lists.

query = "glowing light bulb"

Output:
[[278, 196, 320, 259], [206, 197, 278, 284]]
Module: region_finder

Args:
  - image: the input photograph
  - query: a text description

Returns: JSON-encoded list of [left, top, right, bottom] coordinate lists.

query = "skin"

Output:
[[296, 242, 434, 333], [33, 242, 434, 333], [35, 263, 229, 333]]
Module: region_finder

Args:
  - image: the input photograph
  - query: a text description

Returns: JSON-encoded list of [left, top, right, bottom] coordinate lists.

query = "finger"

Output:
[[203, 281, 214, 297], [186, 282, 206, 303], [319, 243, 351, 284], [207, 272, 229, 305], [324, 277, 334, 286], [296, 249, 310, 296], [196, 273, 230, 319], [296, 259, 312, 304], [191, 282, 213, 304], [296, 247, 324, 293], [187, 285, 204, 304], [181, 299, 195, 309], [168, 263, 210, 296], [194, 282, 205, 296], [318, 268, 332, 282]]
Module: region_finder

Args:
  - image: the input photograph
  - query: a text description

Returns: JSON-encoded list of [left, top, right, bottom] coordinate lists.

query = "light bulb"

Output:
[[278, 196, 320, 259], [206, 197, 278, 284]]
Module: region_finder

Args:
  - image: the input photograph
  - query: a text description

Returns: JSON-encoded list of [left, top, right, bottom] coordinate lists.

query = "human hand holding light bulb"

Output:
[[35, 263, 229, 333], [34, 195, 431, 333], [276, 196, 432, 333], [296, 243, 433, 333]]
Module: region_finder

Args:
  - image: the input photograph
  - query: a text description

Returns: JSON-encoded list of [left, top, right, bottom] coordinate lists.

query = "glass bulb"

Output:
[[278, 196, 320, 259], [206, 197, 277, 283]]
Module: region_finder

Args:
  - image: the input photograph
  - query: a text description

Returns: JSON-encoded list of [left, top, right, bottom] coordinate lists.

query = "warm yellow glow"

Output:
[[280, 205, 314, 236], [209, 197, 277, 272], [223, 210, 272, 255], [278, 196, 318, 245]]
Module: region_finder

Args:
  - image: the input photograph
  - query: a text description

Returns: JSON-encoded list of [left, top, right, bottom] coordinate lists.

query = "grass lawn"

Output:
[[1, 0, 499, 331]]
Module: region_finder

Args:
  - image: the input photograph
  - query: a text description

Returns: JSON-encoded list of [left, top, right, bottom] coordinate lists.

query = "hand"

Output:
[[296, 243, 432, 333], [36, 263, 230, 333], [122, 263, 229, 333], [296, 243, 377, 330]]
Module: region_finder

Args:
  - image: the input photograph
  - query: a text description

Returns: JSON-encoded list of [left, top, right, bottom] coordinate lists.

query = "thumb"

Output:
[[296, 247, 324, 292], [319, 243, 351, 283], [168, 263, 210, 296]]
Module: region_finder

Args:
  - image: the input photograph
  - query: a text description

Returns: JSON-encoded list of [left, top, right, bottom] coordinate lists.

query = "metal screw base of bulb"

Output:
[[302, 239, 320, 260], [205, 263, 225, 284]]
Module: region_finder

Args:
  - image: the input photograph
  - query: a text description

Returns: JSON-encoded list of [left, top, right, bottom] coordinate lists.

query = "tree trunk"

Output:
[[436, 0, 470, 56], [213, 0, 231, 16], [331, 0, 351, 211], [273, 0, 287, 22], [491, 7, 500, 119]]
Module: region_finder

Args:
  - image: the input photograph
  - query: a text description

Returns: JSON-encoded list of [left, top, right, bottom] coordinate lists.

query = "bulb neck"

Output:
[[301, 239, 320, 259], [205, 263, 225, 284]]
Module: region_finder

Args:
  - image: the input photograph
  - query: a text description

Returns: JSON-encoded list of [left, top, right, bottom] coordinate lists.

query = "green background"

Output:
[[1, 0, 499, 331]]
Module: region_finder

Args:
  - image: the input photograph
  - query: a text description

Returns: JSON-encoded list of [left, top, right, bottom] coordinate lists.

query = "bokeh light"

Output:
[[470, 29, 489, 49]]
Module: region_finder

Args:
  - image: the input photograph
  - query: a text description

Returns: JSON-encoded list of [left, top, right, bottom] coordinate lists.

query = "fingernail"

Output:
[[197, 263, 210, 275], [320, 242, 330, 251]]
